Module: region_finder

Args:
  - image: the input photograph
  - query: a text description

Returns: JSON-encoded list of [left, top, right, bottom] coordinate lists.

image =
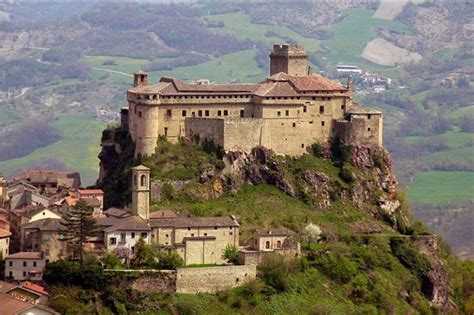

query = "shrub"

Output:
[[259, 253, 289, 292], [316, 252, 358, 283], [44, 260, 108, 290], [310, 142, 324, 158], [157, 250, 183, 269], [132, 237, 155, 267], [339, 166, 354, 183], [161, 183, 175, 201], [222, 245, 239, 263], [390, 238, 431, 279], [104, 253, 122, 269]]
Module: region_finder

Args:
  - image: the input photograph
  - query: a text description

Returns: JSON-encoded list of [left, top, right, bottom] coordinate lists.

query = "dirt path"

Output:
[[91, 67, 134, 77]]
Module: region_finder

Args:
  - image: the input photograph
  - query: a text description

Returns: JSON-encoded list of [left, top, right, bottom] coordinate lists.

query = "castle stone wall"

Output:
[[175, 265, 256, 294]]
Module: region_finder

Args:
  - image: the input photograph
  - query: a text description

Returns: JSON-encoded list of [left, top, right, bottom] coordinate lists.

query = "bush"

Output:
[[310, 142, 324, 158], [339, 166, 354, 184], [161, 183, 175, 201], [44, 260, 108, 290], [222, 245, 239, 263], [390, 238, 431, 279], [104, 253, 122, 269], [157, 250, 183, 269], [316, 252, 358, 283], [259, 253, 289, 292]]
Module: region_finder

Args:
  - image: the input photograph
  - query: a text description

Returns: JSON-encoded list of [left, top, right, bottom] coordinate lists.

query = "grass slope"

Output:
[[205, 12, 320, 52], [408, 171, 474, 205], [0, 115, 105, 185], [0, 106, 20, 126]]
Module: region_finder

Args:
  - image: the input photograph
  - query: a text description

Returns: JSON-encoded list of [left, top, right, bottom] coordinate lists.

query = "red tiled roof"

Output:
[[78, 189, 104, 195], [149, 215, 239, 228], [0, 228, 12, 238], [21, 281, 49, 296], [149, 209, 178, 219], [6, 252, 43, 260]]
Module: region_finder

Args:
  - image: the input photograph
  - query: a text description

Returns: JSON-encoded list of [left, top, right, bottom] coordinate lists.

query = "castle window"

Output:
[[164, 127, 168, 137], [312, 97, 316, 100], [198, 110, 203, 117], [368, 128, 371, 131], [290, 97, 294, 100], [303, 106, 307, 113], [277, 97, 281, 100], [204, 233, 207, 236], [138, 111, 142, 118], [224, 110, 229, 116], [166, 109, 172, 117], [301, 144, 304, 148], [182, 110, 187, 117], [292, 123, 296, 127], [191, 233, 194, 236], [192, 112, 195, 117], [217, 110, 222, 116], [166, 234, 169, 237], [328, 97, 332, 100], [341, 105, 345, 110], [368, 115, 372, 119], [285, 110, 289, 116], [321, 121, 325, 126], [214, 227, 217, 230], [205, 110, 210, 117], [319, 106, 324, 114], [309, 121, 313, 124], [240, 110, 244, 118], [188, 228, 191, 231], [277, 111, 281, 117]]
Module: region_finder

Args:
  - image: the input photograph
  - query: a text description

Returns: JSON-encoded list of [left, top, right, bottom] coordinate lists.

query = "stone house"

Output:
[[21, 218, 68, 263], [5, 252, 46, 281], [239, 229, 300, 265], [149, 215, 240, 265], [119, 44, 382, 159], [0, 294, 57, 315], [0, 228, 11, 259], [0, 280, 49, 305], [98, 215, 151, 257], [60, 189, 104, 217]]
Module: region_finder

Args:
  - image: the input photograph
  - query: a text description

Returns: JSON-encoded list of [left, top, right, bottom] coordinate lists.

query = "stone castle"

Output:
[[122, 44, 382, 156]]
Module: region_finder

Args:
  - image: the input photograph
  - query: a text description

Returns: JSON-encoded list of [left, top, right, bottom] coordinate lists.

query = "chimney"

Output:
[[133, 71, 149, 87]]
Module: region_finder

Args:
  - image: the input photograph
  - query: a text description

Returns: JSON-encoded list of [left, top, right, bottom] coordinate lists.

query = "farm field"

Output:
[[423, 146, 474, 164], [408, 171, 474, 205], [205, 12, 320, 52], [403, 131, 474, 149], [0, 115, 105, 186]]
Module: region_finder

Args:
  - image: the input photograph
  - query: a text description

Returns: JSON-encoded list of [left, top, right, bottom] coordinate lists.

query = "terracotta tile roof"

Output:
[[0, 295, 34, 314], [149, 209, 178, 219], [6, 252, 44, 260], [78, 189, 104, 195], [346, 105, 382, 115], [0, 228, 12, 238], [102, 215, 151, 232], [149, 216, 239, 228], [0, 280, 17, 293], [103, 207, 131, 218], [23, 218, 66, 232], [21, 281, 48, 296], [254, 229, 289, 237], [288, 74, 347, 91]]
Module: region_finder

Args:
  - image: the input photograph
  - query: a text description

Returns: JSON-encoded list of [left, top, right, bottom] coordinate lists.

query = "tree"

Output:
[[303, 223, 322, 244], [61, 199, 99, 264], [222, 245, 239, 264], [132, 237, 155, 267]]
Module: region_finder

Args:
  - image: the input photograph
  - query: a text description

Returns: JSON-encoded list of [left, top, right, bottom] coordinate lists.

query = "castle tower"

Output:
[[270, 44, 309, 76], [133, 70, 149, 87], [131, 165, 150, 220]]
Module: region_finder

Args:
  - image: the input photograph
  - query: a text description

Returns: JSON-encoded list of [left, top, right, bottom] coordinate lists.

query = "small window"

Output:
[[120, 233, 126, 243], [277, 111, 281, 117], [265, 241, 270, 249], [292, 123, 296, 127], [309, 121, 313, 124], [204, 233, 208, 236], [205, 110, 210, 117], [191, 233, 195, 237], [165, 234, 169, 238], [9, 261, 12, 267], [301, 144, 304, 148], [321, 121, 325, 126], [285, 110, 289, 116], [182, 110, 187, 117], [131, 246, 135, 253], [368, 114, 372, 119], [224, 110, 228, 116], [166, 109, 172, 117], [138, 111, 142, 118], [368, 128, 371, 131], [23, 271, 26, 277], [303, 106, 307, 113], [277, 240, 282, 248], [319, 106, 324, 114], [214, 227, 218, 230], [217, 110, 222, 116], [240, 110, 244, 118], [341, 105, 345, 110], [230, 232, 233, 235], [9, 271, 12, 277], [164, 127, 168, 137], [110, 237, 116, 245], [192, 112, 195, 117], [141, 233, 147, 238], [198, 110, 203, 117], [131, 232, 135, 239], [33, 261, 37, 267], [188, 228, 191, 231], [23, 261, 27, 267]]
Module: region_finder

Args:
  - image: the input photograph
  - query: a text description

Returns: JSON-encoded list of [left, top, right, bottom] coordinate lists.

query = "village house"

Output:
[[0, 280, 56, 314], [21, 218, 68, 263], [0, 227, 11, 259], [239, 229, 300, 265], [5, 252, 46, 281], [61, 189, 104, 217]]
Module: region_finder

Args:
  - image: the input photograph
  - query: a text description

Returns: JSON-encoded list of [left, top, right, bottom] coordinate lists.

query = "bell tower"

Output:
[[131, 165, 150, 220]]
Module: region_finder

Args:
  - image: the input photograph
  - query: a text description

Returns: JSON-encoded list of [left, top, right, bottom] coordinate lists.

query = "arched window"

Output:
[[276, 240, 282, 248], [265, 241, 270, 249], [140, 174, 147, 187]]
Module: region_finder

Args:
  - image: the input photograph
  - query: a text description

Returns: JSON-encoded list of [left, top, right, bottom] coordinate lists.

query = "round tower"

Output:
[[131, 165, 150, 220]]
